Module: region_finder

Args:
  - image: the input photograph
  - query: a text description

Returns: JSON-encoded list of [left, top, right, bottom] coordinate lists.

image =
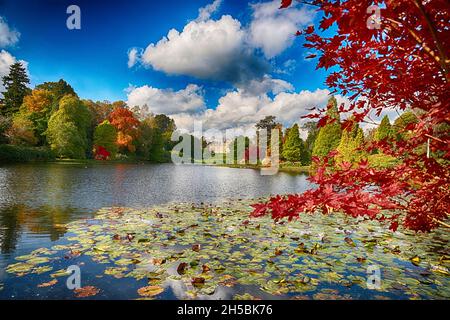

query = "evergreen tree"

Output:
[[282, 124, 307, 163], [336, 121, 366, 164], [93, 120, 118, 158], [375, 115, 392, 141], [302, 121, 319, 164], [1, 62, 30, 116], [312, 97, 342, 158]]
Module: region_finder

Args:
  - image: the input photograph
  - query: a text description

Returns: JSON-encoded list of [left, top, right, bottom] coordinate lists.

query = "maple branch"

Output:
[[410, 0, 450, 80], [385, 18, 443, 72], [424, 133, 447, 144], [430, 216, 450, 229]]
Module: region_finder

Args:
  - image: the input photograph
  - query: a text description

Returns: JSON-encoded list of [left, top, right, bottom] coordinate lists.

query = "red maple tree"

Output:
[[108, 106, 140, 152], [252, 0, 449, 232]]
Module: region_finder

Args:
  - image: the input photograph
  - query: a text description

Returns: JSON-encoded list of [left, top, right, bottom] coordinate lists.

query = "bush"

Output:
[[0, 145, 55, 163], [367, 154, 398, 168]]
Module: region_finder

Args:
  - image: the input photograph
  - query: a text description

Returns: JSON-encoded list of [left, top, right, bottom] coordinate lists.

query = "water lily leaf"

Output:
[[137, 285, 164, 297], [177, 262, 188, 275], [344, 237, 356, 247], [410, 256, 421, 266], [37, 279, 58, 288], [192, 277, 205, 287], [32, 265, 53, 274], [74, 286, 100, 298], [6, 262, 34, 275]]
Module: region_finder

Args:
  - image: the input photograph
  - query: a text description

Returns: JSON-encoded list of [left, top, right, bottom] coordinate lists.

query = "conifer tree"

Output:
[[1, 62, 30, 116], [375, 115, 392, 141], [312, 96, 342, 158], [282, 124, 308, 164]]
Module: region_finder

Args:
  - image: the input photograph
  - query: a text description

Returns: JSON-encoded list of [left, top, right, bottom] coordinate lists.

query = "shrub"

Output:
[[0, 145, 55, 162]]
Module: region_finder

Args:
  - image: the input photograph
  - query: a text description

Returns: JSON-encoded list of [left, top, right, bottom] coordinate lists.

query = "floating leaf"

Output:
[[74, 286, 100, 298], [137, 285, 164, 297], [37, 279, 58, 288]]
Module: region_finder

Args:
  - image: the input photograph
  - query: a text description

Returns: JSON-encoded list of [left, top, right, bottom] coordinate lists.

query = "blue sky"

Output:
[[0, 0, 343, 133]]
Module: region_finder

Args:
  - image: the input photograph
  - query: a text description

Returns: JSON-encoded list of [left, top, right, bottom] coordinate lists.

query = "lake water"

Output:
[[0, 162, 312, 299], [0, 162, 311, 213], [0, 162, 448, 300]]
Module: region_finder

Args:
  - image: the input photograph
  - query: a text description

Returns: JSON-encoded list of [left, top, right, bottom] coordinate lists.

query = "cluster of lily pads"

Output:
[[4, 199, 450, 299]]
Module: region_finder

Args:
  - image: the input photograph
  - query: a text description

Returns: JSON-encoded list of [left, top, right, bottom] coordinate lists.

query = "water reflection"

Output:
[[0, 163, 312, 255], [0, 205, 92, 253]]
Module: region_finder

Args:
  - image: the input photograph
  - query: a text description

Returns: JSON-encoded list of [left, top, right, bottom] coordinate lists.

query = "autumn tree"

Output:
[[6, 113, 37, 146], [1, 62, 30, 116], [19, 89, 53, 144], [253, 0, 450, 232], [108, 105, 140, 153]]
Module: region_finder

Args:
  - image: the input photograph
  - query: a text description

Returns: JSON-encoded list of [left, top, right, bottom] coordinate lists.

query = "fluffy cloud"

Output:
[[129, 83, 348, 136], [130, 1, 316, 83], [127, 84, 206, 115], [196, 0, 223, 22], [249, 1, 315, 58], [127, 48, 141, 68], [140, 15, 268, 83], [0, 17, 20, 47], [0, 50, 28, 93]]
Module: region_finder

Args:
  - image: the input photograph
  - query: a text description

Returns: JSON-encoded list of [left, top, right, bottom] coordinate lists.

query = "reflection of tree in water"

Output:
[[0, 205, 92, 254]]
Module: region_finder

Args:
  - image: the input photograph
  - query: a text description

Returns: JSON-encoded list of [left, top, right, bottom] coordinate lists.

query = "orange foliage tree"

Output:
[[108, 105, 140, 153]]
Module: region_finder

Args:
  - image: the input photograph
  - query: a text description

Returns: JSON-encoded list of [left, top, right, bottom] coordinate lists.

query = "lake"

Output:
[[0, 162, 448, 300]]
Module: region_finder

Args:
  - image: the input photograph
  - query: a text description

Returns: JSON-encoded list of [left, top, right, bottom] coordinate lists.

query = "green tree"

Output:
[[312, 97, 342, 158], [93, 120, 118, 158], [282, 124, 307, 163], [302, 121, 319, 164], [46, 95, 91, 159], [1, 62, 30, 116], [35, 79, 76, 103], [393, 111, 418, 141], [375, 115, 392, 141], [336, 122, 366, 164], [136, 117, 156, 160]]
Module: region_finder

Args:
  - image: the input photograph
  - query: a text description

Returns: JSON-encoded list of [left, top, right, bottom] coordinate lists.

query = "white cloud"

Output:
[[196, 0, 223, 22], [0, 50, 28, 93], [140, 15, 268, 83], [127, 48, 141, 68], [126, 84, 206, 115], [249, 1, 315, 58], [0, 17, 20, 47]]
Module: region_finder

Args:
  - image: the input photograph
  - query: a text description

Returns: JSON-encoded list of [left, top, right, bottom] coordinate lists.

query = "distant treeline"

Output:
[[0, 62, 176, 163]]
